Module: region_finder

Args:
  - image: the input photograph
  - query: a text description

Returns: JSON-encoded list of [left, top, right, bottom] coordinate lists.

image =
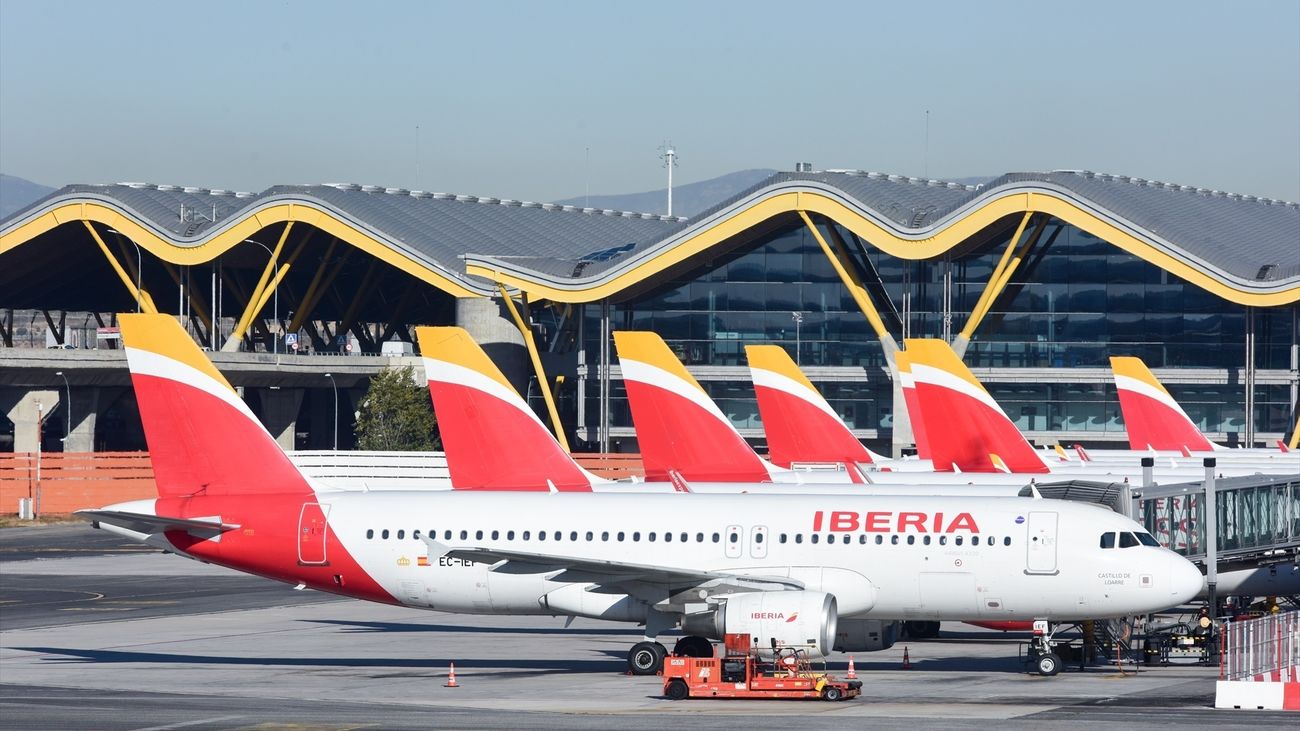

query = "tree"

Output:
[[354, 365, 440, 451]]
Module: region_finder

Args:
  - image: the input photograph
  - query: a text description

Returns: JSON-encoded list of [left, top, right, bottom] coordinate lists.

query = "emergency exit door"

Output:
[[298, 502, 331, 565], [1025, 511, 1058, 574]]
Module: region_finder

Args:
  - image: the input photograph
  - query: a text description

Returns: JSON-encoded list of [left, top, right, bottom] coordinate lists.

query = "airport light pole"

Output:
[[55, 371, 70, 448], [791, 311, 804, 365], [324, 372, 338, 450], [244, 239, 279, 355]]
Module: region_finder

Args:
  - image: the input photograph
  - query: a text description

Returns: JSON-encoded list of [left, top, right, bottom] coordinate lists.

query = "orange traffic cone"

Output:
[[444, 661, 460, 687], [901, 646, 912, 670], [846, 655, 858, 680]]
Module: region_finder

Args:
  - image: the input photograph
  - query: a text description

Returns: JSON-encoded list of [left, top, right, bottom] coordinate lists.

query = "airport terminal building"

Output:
[[1, 167, 1297, 455]]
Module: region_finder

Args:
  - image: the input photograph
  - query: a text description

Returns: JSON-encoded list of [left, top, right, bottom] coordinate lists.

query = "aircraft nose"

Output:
[[1169, 554, 1204, 604]]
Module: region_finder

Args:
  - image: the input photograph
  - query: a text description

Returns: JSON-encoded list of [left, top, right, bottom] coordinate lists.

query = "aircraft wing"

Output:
[[76, 510, 239, 536], [421, 536, 803, 593]]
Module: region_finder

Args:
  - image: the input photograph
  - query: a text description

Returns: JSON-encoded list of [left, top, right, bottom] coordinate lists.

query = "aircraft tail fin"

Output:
[[745, 344, 874, 468], [415, 327, 596, 491], [1109, 356, 1215, 452], [904, 338, 1049, 474], [614, 331, 773, 482], [895, 352, 932, 460], [119, 314, 313, 498]]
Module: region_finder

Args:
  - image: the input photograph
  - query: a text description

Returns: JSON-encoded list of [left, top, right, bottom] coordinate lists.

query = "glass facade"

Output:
[[576, 215, 1299, 450]]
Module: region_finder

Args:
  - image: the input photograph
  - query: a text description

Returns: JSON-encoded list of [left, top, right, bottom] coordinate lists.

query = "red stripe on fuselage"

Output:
[[159, 494, 397, 605]]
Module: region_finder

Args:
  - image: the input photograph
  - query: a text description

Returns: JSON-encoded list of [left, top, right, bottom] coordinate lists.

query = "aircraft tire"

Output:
[[628, 641, 666, 675], [1036, 652, 1062, 677], [673, 636, 713, 658]]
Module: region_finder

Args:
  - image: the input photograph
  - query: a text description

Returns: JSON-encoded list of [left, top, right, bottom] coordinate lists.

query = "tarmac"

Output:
[[1, 524, 1293, 729]]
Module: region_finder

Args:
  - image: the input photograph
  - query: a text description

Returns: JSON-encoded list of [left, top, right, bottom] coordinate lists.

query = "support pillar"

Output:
[[259, 388, 304, 450], [2, 390, 59, 452], [454, 297, 530, 396], [64, 387, 100, 452]]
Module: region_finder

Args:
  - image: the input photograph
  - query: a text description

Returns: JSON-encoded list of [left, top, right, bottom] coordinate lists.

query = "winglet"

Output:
[[904, 338, 1049, 474], [1109, 356, 1216, 453], [745, 344, 875, 467], [614, 331, 774, 482], [415, 326, 598, 491]]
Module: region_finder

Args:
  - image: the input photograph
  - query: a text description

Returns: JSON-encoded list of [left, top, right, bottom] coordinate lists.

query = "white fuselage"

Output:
[[314, 491, 1201, 623]]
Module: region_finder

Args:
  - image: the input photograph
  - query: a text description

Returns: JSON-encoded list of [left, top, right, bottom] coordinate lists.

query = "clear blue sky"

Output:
[[2, 0, 1297, 202]]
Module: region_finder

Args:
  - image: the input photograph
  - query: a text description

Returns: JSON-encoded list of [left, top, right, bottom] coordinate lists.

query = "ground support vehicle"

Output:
[[662, 634, 862, 701]]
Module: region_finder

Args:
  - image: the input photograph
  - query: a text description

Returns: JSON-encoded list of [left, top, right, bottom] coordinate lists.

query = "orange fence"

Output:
[[1, 452, 157, 515], [0, 451, 645, 516]]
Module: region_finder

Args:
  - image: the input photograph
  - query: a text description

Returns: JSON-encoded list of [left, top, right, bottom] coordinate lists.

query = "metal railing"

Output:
[[1220, 610, 1300, 683], [1140, 474, 1300, 561]]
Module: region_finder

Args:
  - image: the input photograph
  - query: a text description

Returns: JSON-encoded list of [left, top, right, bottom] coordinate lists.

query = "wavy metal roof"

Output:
[[3, 170, 1296, 304]]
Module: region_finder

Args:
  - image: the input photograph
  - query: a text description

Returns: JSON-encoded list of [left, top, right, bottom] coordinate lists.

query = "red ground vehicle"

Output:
[[662, 634, 862, 701]]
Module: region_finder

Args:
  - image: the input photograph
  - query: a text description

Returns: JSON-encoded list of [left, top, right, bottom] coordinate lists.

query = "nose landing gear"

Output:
[[1026, 619, 1062, 677]]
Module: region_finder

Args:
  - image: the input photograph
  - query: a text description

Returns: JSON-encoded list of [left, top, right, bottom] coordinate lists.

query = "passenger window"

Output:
[[696, 533, 704, 542], [460, 530, 468, 540], [1100, 532, 1115, 549], [601, 531, 609, 541], [554, 531, 561, 541], [939, 536, 947, 545], [538, 531, 546, 541], [523, 531, 531, 540], [444, 530, 452, 540], [413, 530, 421, 540], [491, 530, 499, 540], [507, 530, 515, 540], [728, 531, 738, 543], [712, 533, 720, 543], [972, 536, 980, 546], [681, 532, 688, 542], [779, 534, 788, 544], [664, 532, 672, 543], [755, 533, 764, 544], [859, 535, 868, 545], [875, 535, 883, 545], [475, 530, 483, 540], [397, 530, 405, 540], [1119, 532, 1139, 548], [633, 532, 641, 541], [381, 529, 389, 539], [1003, 536, 1011, 546], [890, 535, 899, 545], [618, 532, 625, 541], [586, 531, 594, 541], [795, 534, 803, 544], [922, 536, 931, 546], [907, 535, 916, 545], [954, 536, 962, 546], [648, 532, 657, 542], [811, 534, 820, 545], [1137, 532, 1159, 547], [366, 529, 374, 539]]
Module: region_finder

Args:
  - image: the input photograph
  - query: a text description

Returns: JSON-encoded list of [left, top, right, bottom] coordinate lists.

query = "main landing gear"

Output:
[[1026, 620, 1062, 677], [626, 635, 714, 675]]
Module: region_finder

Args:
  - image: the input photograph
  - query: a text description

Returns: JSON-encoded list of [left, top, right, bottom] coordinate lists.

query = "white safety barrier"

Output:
[[1215, 610, 1300, 710]]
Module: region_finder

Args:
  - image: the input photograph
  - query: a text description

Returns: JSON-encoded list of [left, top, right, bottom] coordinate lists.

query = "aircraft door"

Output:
[[298, 502, 331, 566], [750, 525, 768, 559], [1025, 511, 1058, 574], [725, 525, 743, 559]]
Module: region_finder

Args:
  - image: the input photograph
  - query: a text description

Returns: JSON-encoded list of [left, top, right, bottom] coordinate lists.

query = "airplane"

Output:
[[895, 351, 933, 461], [1109, 355, 1295, 459], [80, 314, 1203, 678], [905, 339, 1299, 477]]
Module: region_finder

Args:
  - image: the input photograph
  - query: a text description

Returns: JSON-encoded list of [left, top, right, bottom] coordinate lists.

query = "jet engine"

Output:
[[682, 591, 838, 657], [834, 619, 900, 652]]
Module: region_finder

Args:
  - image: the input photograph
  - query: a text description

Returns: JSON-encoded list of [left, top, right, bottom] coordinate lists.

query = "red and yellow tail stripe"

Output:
[[1109, 356, 1215, 452]]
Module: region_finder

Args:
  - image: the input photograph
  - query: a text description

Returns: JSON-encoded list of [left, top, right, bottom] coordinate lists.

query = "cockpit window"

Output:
[[1119, 532, 1139, 548], [1100, 532, 1116, 549], [1136, 532, 1160, 547]]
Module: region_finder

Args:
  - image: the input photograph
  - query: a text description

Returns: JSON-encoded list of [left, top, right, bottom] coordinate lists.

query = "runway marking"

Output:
[[130, 715, 244, 731], [103, 600, 179, 605], [57, 607, 136, 612]]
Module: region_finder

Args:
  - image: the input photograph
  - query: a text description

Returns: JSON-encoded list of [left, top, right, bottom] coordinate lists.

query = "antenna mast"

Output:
[[659, 141, 678, 216]]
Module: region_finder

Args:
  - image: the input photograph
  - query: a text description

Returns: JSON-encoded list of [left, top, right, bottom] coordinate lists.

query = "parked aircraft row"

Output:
[[83, 315, 1219, 680]]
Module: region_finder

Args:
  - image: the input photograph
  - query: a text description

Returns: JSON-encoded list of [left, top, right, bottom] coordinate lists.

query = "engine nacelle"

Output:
[[834, 619, 900, 652], [682, 592, 838, 657]]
